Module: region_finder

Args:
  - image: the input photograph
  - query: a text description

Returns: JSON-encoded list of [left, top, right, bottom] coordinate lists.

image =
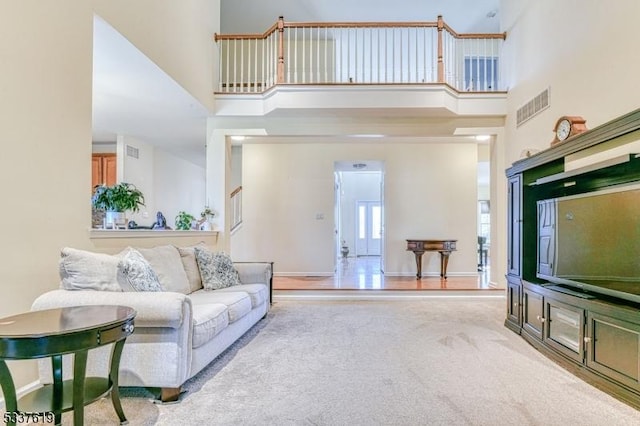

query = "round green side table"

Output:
[[0, 305, 136, 426]]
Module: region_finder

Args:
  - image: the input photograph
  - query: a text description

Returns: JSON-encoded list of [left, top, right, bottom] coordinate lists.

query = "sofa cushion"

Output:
[[194, 248, 240, 290], [137, 245, 191, 294], [216, 284, 268, 308], [190, 290, 252, 323], [59, 247, 122, 292], [191, 303, 229, 349], [117, 248, 163, 292], [176, 245, 205, 293]]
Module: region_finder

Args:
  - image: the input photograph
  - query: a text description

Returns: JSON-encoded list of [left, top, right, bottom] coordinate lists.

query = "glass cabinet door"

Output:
[[545, 299, 584, 362]]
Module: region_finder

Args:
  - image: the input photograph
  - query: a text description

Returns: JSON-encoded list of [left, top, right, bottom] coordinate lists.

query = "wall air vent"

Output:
[[516, 87, 550, 127], [126, 145, 139, 159]]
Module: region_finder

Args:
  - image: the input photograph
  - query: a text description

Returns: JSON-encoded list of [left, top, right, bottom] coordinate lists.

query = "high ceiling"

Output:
[[92, 1, 501, 167], [221, 0, 501, 34], [92, 16, 210, 166]]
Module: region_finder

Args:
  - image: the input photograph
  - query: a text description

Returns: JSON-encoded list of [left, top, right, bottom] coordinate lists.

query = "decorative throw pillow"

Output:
[[176, 244, 207, 293], [137, 245, 191, 294], [59, 247, 122, 292], [194, 248, 241, 290], [117, 248, 163, 292]]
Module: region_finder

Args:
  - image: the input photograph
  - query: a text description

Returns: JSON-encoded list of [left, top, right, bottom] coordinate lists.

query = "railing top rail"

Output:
[[283, 21, 438, 29], [230, 186, 243, 198], [215, 16, 506, 42], [214, 22, 278, 41], [441, 21, 506, 39]]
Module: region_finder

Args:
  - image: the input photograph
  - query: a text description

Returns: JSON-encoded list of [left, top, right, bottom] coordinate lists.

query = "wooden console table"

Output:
[[0, 305, 136, 426], [406, 239, 457, 279]]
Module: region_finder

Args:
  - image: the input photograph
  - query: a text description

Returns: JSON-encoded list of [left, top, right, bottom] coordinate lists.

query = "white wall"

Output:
[[231, 141, 478, 276], [117, 136, 206, 228], [0, 0, 219, 391], [118, 135, 155, 223], [94, 0, 220, 110], [501, 0, 640, 165], [0, 0, 94, 390], [154, 150, 207, 229], [92, 142, 116, 154]]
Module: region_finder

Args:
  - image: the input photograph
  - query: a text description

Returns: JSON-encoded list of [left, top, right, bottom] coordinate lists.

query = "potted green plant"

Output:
[[92, 182, 145, 228], [175, 211, 196, 230]]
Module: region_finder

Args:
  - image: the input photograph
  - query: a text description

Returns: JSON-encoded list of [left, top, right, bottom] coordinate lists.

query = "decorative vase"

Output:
[[105, 211, 126, 229]]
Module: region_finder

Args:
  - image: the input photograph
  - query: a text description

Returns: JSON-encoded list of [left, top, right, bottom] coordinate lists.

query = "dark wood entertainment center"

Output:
[[505, 108, 640, 409]]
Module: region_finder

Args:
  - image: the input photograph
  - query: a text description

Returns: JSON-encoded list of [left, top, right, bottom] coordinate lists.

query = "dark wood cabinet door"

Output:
[[523, 288, 544, 340], [506, 277, 521, 329], [586, 312, 640, 392], [507, 174, 522, 276]]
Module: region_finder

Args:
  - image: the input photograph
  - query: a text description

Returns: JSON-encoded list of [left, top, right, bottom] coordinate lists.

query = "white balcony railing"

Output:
[[214, 16, 506, 94], [230, 185, 242, 232]]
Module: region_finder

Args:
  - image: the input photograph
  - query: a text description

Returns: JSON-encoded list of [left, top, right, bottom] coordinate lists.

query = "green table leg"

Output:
[[0, 360, 18, 426], [109, 339, 128, 425], [51, 355, 63, 425], [73, 350, 88, 426]]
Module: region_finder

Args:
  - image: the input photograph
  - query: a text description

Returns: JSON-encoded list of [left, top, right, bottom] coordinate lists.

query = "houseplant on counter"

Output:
[[92, 182, 145, 229], [175, 211, 196, 230]]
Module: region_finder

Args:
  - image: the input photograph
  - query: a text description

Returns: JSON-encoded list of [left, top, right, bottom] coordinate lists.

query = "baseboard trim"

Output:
[[274, 272, 334, 277], [273, 289, 506, 301], [275, 272, 481, 278], [0, 380, 41, 409]]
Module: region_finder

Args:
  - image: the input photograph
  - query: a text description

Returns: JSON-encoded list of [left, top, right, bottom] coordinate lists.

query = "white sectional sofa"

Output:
[[31, 244, 272, 402]]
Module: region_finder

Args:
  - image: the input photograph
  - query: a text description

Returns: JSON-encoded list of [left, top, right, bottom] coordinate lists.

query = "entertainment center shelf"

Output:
[[505, 108, 640, 410]]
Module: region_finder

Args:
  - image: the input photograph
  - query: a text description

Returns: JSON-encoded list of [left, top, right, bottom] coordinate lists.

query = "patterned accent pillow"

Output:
[[117, 248, 163, 292], [194, 248, 241, 290]]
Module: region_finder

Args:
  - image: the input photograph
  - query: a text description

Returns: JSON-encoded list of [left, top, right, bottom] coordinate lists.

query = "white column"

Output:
[[206, 127, 230, 251], [490, 128, 507, 289]]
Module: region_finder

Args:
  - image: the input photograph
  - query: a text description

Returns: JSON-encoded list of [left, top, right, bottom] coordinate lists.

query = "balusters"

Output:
[[214, 17, 504, 93]]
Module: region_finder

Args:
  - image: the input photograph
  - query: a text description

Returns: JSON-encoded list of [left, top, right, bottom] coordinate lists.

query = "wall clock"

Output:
[[551, 116, 587, 146]]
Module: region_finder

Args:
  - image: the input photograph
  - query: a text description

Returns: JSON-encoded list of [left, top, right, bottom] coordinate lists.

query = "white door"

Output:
[[356, 201, 382, 256]]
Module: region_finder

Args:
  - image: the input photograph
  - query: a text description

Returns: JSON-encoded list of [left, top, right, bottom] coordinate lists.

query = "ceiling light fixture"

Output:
[[475, 135, 491, 141], [230, 135, 246, 141], [350, 134, 385, 138]]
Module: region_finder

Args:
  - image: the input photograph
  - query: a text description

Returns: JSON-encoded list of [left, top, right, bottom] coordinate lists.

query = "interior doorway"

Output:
[[334, 161, 384, 275]]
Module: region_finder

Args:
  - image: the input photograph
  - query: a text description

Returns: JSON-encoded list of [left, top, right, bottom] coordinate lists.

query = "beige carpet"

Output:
[[62, 298, 640, 424]]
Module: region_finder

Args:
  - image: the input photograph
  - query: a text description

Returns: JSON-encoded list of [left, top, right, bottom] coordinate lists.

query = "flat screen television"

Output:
[[537, 182, 640, 304]]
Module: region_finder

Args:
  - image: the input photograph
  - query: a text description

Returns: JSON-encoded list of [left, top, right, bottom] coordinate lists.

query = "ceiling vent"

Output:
[[126, 145, 139, 159], [516, 87, 550, 127]]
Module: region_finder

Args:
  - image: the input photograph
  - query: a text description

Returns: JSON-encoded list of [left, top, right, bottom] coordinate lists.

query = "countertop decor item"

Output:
[[175, 211, 196, 230], [91, 182, 145, 229]]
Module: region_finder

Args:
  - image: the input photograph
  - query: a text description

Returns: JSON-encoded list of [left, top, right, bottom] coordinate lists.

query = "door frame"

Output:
[[334, 166, 385, 272]]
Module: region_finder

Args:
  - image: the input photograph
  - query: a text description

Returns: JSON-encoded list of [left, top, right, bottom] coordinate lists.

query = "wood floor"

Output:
[[273, 256, 498, 291]]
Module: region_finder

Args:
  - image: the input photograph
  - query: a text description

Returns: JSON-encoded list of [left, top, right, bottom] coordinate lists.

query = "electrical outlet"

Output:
[[316, 213, 324, 220]]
